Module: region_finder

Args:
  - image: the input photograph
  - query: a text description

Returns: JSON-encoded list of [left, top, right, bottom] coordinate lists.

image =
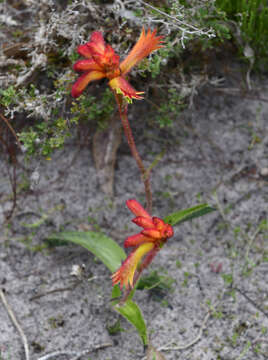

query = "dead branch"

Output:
[[0, 289, 30, 360], [158, 310, 211, 352], [37, 342, 113, 360]]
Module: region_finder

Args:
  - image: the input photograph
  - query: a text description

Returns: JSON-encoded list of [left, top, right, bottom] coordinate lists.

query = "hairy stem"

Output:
[[114, 93, 152, 213]]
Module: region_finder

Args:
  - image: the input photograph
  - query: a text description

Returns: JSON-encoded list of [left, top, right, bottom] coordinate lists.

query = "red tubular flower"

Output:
[[71, 28, 163, 100], [112, 199, 173, 290]]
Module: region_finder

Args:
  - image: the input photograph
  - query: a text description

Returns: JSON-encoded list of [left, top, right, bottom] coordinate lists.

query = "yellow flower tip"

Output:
[[111, 242, 154, 290], [109, 77, 144, 102], [111, 256, 135, 290]]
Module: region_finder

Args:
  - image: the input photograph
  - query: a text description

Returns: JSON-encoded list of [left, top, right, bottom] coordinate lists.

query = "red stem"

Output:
[[114, 93, 152, 213]]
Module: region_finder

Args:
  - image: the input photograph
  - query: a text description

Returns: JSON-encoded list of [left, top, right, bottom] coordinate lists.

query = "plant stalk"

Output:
[[114, 93, 152, 213]]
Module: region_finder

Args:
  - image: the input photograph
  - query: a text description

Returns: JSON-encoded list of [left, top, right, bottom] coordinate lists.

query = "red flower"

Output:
[[112, 199, 173, 290], [71, 28, 163, 101]]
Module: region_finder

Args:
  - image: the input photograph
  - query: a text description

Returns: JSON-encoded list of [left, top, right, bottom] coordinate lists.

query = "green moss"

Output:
[[48, 315, 64, 329], [106, 319, 124, 335], [0, 86, 18, 107]]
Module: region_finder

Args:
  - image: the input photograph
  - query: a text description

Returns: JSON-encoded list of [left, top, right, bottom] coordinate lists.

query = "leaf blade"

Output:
[[114, 300, 148, 345], [164, 204, 216, 227], [48, 231, 126, 273]]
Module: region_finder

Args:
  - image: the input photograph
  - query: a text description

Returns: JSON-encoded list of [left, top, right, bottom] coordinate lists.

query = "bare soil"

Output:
[[0, 74, 268, 360]]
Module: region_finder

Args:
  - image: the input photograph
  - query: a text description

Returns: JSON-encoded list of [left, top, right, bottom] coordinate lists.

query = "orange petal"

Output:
[[141, 228, 162, 239], [73, 59, 102, 72], [109, 76, 143, 101], [152, 217, 174, 238], [71, 70, 105, 98], [88, 31, 106, 54], [162, 224, 174, 238], [93, 49, 120, 70], [77, 44, 93, 59], [126, 199, 152, 219], [152, 217, 165, 230], [111, 242, 154, 290], [124, 233, 155, 248], [132, 216, 155, 229], [103, 45, 120, 68], [120, 27, 164, 75]]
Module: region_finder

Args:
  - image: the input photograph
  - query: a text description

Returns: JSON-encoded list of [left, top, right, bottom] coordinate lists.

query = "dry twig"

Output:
[[234, 287, 268, 319], [158, 310, 211, 352], [138, 0, 215, 47], [29, 280, 82, 301], [37, 342, 113, 360], [0, 289, 30, 360]]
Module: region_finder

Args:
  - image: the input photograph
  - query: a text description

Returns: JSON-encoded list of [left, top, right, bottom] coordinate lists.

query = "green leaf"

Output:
[[48, 231, 126, 273], [111, 284, 122, 299], [114, 300, 148, 345], [164, 203, 216, 226]]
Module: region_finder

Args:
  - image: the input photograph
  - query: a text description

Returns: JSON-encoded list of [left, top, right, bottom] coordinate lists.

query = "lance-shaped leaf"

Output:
[[49, 231, 148, 346], [114, 299, 148, 346], [48, 231, 126, 273], [164, 203, 216, 227]]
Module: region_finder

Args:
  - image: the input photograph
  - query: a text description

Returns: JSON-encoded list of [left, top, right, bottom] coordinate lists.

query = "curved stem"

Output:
[[114, 93, 152, 213]]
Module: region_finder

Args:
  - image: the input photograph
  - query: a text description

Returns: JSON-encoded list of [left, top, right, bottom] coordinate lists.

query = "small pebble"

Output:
[[260, 167, 268, 177]]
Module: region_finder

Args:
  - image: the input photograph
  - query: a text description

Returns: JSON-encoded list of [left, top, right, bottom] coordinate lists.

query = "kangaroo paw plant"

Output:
[[49, 27, 216, 357], [112, 199, 174, 301], [71, 27, 163, 212]]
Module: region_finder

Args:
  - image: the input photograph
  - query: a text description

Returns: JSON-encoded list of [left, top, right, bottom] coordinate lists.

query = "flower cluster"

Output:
[[71, 28, 163, 101], [112, 199, 174, 290]]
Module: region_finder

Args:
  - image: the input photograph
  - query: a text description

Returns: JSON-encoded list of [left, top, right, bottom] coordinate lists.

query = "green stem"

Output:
[[114, 93, 152, 213]]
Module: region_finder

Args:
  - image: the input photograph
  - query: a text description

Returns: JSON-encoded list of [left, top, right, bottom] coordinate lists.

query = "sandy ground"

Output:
[[0, 79, 268, 360]]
